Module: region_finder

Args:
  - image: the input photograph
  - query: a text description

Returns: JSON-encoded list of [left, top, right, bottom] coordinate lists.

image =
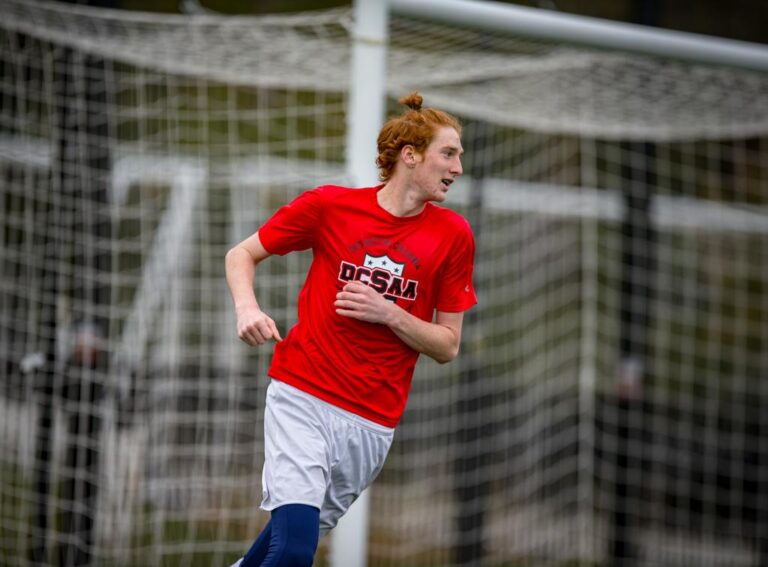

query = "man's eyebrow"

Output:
[[442, 145, 464, 154]]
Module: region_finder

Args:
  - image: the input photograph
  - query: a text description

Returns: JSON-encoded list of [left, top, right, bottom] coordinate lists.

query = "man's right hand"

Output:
[[236, 305, 283, 346]]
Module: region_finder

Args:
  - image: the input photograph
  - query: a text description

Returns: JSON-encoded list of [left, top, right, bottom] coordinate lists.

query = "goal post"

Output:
[[331, 1, 388, 566]]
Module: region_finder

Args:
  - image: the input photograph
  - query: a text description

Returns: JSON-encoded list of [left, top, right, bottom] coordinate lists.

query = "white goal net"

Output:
[[1, 1, 767, 566]]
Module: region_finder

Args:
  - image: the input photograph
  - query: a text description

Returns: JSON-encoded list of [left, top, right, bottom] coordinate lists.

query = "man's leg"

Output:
[[231, 519, 272, 567], [241, 504, 319, 567]]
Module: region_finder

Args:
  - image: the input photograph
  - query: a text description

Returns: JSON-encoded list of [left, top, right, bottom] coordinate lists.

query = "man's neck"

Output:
[[377, 180, 426, 218]]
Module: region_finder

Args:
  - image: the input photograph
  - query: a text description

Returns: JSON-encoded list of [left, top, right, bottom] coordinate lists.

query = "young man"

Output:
[[225, 92, 477, 567]]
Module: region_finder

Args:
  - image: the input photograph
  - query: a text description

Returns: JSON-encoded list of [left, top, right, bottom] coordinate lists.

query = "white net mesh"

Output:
[[1, 1, 767, 566]]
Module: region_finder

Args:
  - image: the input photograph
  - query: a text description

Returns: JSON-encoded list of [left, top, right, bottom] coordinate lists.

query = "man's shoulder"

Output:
[[306, 184, 372, 203], [427, 203, 473, 234], [312, 184, 352, 195]]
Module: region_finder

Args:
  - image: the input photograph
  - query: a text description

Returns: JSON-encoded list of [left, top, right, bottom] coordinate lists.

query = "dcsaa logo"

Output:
[[338, 253, 418, 301]]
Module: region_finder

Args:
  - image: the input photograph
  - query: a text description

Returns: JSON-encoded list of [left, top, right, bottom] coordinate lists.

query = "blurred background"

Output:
[[1, 0, 767, 566]]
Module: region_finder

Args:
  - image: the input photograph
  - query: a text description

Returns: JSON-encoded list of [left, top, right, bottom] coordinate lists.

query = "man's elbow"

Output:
[[225, 245, 252, 267], [434, 343, 460, 365], [225, 245, 239, 262]]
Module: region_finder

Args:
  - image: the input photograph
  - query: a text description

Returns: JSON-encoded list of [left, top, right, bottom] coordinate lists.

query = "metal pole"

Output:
[[454, 120, 489, 567], [608, 141, 656, 567], [345, 0, 389, 188], [390, 0, 768, 72], [331, 1, 388, 567]]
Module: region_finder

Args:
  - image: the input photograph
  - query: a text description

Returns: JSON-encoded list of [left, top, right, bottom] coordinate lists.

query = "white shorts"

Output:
[[260, 379, 395, 535]]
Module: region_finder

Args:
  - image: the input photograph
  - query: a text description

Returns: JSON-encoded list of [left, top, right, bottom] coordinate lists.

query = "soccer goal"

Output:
[[1, 0, 767, 566]]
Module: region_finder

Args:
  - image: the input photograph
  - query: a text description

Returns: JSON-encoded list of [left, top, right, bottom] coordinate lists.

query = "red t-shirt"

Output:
[[258, 185, 477, 427]]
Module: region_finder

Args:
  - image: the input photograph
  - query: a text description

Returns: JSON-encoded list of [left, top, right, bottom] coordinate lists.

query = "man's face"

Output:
[[411, 126, 464, 203]]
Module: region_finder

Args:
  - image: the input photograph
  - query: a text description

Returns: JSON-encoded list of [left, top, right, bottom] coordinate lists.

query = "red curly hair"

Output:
[[376, 92, 462, 181]]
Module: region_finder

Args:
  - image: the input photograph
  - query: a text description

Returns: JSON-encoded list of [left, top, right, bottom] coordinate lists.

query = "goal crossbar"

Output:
[[390, 0, 768, 72]]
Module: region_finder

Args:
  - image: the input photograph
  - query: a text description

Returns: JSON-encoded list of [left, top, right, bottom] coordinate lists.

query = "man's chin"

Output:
[[430, 188, 448, 201]]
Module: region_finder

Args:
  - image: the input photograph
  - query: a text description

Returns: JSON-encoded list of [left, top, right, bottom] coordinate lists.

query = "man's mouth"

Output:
[[440, 178, 453, 189]]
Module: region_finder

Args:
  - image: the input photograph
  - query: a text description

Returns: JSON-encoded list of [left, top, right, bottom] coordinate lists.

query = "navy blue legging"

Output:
[[241, 504, 320, 567]]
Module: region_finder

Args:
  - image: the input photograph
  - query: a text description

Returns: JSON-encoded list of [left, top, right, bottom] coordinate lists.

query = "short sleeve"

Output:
[[258, 188, 325, 255], [436, 221, 478, 313]]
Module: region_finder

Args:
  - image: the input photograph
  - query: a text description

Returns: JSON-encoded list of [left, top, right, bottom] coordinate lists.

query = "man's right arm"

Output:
[[225, 231, 283, 345]]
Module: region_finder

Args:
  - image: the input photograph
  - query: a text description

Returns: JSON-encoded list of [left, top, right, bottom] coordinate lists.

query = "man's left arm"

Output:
[[334, 281, 464, 364]]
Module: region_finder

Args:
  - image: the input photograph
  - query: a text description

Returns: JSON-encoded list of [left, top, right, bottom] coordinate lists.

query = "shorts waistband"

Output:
[[269, 378, 395, 436]]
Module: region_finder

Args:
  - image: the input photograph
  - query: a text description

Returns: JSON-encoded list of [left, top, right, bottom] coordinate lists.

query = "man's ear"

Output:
[[401, 144, 417, 168]]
